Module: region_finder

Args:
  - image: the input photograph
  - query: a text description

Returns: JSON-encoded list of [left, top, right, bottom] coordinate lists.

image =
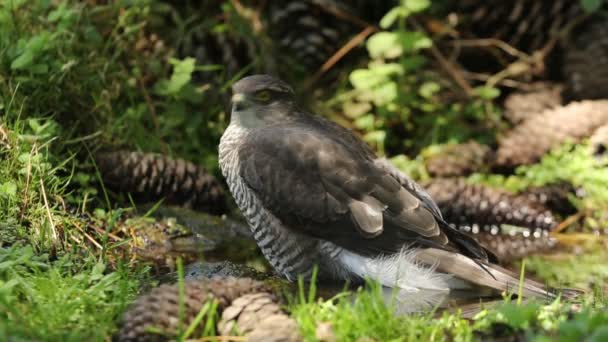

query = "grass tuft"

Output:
[[0, 244, 147, 341]]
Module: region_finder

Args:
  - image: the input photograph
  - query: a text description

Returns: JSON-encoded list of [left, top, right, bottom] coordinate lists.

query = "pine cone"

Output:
[[563, 20, 608, 101], [265, 0, 397, 72], [425, 141, 493, 177], [265, 1, 354, 71], [503, 83, 563, 125], [495, 100, 608, 169], [180, 29, 260, 80], [219, 292, 301, 342], [158, 1, 263, 80], [95, 151, 227, 215], [114, 277, 272, 342], [474, 230, 558, 263], [423, 178, 558, 232], [448, 0, 587, 80], [453, 0, 582, 54], [519, 183, 579, 216], [590, 124, 608, 159], [335, 0, 398, 23]]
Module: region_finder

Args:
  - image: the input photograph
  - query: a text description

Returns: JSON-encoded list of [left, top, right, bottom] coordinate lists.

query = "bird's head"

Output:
[[230, 75, 297, 128]]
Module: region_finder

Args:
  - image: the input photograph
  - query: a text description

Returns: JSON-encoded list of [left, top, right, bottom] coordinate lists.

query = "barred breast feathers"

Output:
[[220, 125, 325, 280]]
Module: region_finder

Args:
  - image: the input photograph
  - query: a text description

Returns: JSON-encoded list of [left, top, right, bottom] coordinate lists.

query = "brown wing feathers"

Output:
[[238, 119, 490, 261]]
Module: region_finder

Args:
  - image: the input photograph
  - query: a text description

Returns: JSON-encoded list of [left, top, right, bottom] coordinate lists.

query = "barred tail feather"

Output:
[[416, 248, 580, 300]]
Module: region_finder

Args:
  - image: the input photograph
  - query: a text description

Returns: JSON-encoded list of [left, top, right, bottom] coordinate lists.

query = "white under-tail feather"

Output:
[[338, 247, 459, 313]]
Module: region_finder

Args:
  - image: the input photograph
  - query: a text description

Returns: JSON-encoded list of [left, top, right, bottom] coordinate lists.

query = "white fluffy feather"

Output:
[[338, 247, 453, 313]]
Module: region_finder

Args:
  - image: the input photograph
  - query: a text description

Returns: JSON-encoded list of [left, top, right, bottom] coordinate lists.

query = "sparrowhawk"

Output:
[[219, 74, 566, 311]]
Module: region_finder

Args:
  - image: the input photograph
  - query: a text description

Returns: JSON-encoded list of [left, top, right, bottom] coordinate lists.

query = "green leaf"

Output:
[[372, 81, 398, 105], [497, 302, 539, 330], [11, 50, 34, 70], [90, 262, 106, 281], [474, 86, 501, 100], [94, 208, 107, 219], [354, 114, 375, 130], [368, 63, 404, 77], [30, 63, 49, 74], [581, 0, 602, 12], [349, 69, 383, 90], [401, 55, 426, 71], [0, 10, 12, 27], [28, 119, 43, 134], [10, 33, 51, 70], [399, 31, 432, 52], [155, 58, 196, 96], [0, 181, 17, 199], [26, 32, 51, 53], [419, 82, 440, 98], [379, 7, 408, 29], [350, 63, 403, 93], [48, 3, 67, 22], [343, 101, 372, 119], [363, 130, 387, 147], [404, 0, 431, 12], [589, 326, 608, 342], [367, 32, 402, 59]]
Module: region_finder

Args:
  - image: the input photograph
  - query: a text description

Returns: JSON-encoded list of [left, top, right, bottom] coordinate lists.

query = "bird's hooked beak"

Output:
[[231, 93, 247, 111]]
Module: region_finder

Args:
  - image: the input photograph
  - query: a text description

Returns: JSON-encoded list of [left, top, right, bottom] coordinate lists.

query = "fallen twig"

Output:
[[551, 233, 606, 247], [73, 221, 104, 250], [450, 38, 530, 59], [304, 26, 376, 88], [230, 0, 265, 34], [551, 213, 584, 234], [19, 144, 35, 224], [40, 178, 59, 243], [459, 70, 531, 89], [311, 0, 374, 29]]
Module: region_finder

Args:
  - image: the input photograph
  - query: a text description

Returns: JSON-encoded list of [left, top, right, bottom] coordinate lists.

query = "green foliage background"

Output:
[[0, 0, 607, 340]]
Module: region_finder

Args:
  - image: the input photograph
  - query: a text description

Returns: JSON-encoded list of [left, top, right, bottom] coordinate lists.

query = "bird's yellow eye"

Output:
[[255, 90, 272, 102]]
